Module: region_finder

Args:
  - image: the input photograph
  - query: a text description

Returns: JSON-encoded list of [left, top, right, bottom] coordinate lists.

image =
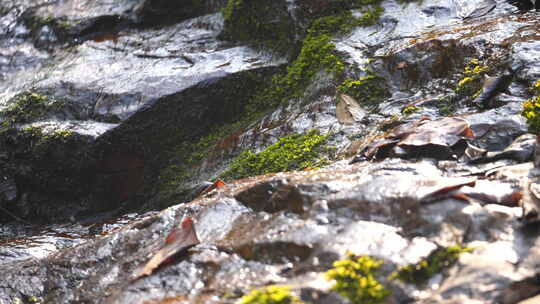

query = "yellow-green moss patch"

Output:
[[389, 245, 472, 285], [239, 285, 303, 304], [402, 105, 420, 115], [455, 59, 489, 96], [0, 91, 64, 126], [522, 79, 540, 134], [325, 252, 390, 304]]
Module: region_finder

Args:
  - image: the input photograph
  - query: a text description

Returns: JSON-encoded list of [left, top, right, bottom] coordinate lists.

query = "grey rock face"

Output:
[[0, 160, 537, 303], [0, 0, 540, 303], [0, 0, 285, 221]]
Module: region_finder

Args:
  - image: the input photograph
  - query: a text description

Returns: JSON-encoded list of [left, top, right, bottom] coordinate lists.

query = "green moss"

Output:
[[158, 130, 228, 195], [266, 7, 384, 102], [356, 5, 385, 26], [0, 91, 62, 126], [222, 0, 384, 53], [239, 285, 303, 304], [260, 11, 356, 105], [20, 126, 76, 155], [222, 0, 295, 53], [522, 80, 540, 134], [337, 75, 388, 105], [28, 296, 42, 303], [220, 130, 331, 181], [402, 105, 420, 115], [159, 2, 385, 198], [224, 0, 384, 105], [267, 33, 342, 102], [222, 0, 241, 21], [325, 252, 390, 304], [532, 79, 540, 96], [389, 245, 472, 285], [156, 69, 280, 198], [455, 59, 489, 96]]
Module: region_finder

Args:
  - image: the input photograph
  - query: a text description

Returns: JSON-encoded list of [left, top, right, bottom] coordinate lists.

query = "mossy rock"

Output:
[[155, 1, 385, 206], [96, 67, 281, 207], [338, 74, 389, 106], [455, 58, 489, 97], [325, 252, 390, 304], [390, 245, 472, 285], [239, 285, 303, 304], [220, 130, 332, 181], [221, 0, 297, 54], [0, 124, 98, 222], [522, 80, 540, 134], [295, 0, 383, 20], [135, 0, 206, 25], [0, 91, 64, 126], [0, 126, 92, 188], [260, 7, 384, 107]]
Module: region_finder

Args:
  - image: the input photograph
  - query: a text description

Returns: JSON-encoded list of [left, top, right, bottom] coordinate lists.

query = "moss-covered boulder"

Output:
[[0, 124, 97, 221], [221, 0, 297, 54]]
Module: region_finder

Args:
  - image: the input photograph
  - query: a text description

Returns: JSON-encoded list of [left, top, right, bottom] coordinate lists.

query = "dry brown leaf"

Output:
[[200, 179, 226, 196], [132, 217, 200, 280]]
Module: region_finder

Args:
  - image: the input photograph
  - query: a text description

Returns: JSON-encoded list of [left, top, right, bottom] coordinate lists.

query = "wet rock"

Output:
[[468, 133, 536, 164], [0, 122, 101, 220], [500, 274, 540, 304], [133, 217, 200, 280], [466, 116, 527, 152], [1, 0, 540, 302], [233, 241, 313, 265], [525, 174, 540, 222], [472, 69, 515, 109], [0, 7, 285, 221], [300, 288, 347, 304], [0, 159, 534, 303], [0, 175, 17, 203], [507, 0, 540, 10], [456, 180, 522, 206], [519, 294, 540, 304], [455, 0, 497, 19], [134, 0, 228, 26], [221, 0, 297, 54], [235, 180, 305, 214]]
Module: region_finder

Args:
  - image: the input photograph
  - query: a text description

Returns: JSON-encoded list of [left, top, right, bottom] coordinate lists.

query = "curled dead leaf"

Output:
[[200, 179, 226, 196], [132, 217, 200, 281]]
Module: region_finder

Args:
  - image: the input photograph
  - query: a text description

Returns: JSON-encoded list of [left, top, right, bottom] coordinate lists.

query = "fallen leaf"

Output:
[[462, 127, 475, 139], [419, 177, 476, 202], [450, 193, 473, 202], [359, 117, 474, 160], [132, 217, 200, 280], [200, 179, 226, 196]]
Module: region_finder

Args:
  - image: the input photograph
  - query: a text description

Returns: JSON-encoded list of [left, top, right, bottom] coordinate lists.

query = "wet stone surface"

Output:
[[0, 0, 540, 303], [0, 159, 537, 303]]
